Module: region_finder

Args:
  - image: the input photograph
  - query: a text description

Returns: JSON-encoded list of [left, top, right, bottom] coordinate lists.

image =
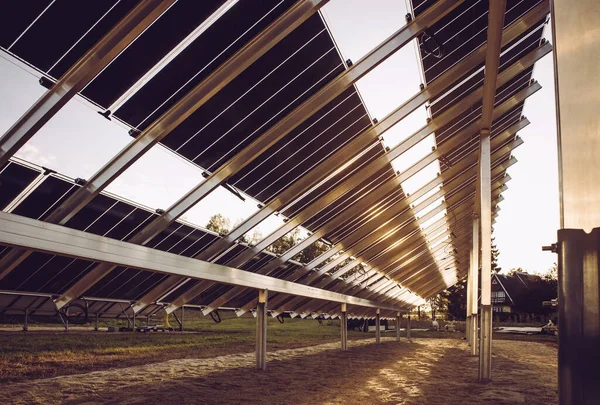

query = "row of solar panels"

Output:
[[0, 157, 399, 317], [0, 0, 549, 319]]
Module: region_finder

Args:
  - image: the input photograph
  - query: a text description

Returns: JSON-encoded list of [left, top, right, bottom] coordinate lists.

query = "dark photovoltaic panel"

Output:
[[0, 161, 40, 210], [156, 14, 343, 172], [229, 88, 372, 203], [115, 0, 296, 128], [11, 176, 77, 221], [82, 0, 226, 108], [281, 143, 385, 220], [2, 1, 142, 76], [0, 0, 552, 315], [0, 1, 53, 49]]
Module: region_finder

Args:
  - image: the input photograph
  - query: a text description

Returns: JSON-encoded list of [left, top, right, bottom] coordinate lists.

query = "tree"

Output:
[[267, 228, 301, 255], [491, 238, 500, 273], [438, 279, 467, 320], [206, 213, 231, 234], [293, 240, 329, 264], [428, 294, 449, 320], [544, 262, 558, 282]]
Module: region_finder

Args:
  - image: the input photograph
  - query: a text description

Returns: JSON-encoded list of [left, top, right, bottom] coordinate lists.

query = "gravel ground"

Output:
[[0, 337, 557, 404]]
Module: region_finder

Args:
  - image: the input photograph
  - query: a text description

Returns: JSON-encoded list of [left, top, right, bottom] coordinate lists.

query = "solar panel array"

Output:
[[0, 0, 549, 321]]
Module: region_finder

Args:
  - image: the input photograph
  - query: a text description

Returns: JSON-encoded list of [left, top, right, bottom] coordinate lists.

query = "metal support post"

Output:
[[555, 230, 600, 404], [552, 1, 600, 402], [406, 313, 411, 340], [341, 303, 348, 351], [64, 306, 69, 332], [23, 309, 28, 332], [476, 0, 506, 380], [256, 289, 268, 370], [94, 313, 99, 331], [478, 132, 493, 380], [375, 309, 381, 345], [396, 312, 401, 342], [180, 306, 184, 332], [466, 246, 472, 345], [470, 216, 479, 355], [466, 316, 471, 344], [132, 310, 136, 330]]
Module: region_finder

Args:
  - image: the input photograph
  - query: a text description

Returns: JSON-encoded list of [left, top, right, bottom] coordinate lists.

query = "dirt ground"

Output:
[[0, 337, 557, 405]]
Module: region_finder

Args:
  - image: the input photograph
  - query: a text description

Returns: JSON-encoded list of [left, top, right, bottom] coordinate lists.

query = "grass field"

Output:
[[0, 309, 558, 386], [0, 310, 374, 383]]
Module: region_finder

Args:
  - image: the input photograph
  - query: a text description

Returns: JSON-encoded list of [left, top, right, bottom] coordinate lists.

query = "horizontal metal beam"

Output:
[[0, 0, 330, 286], [0, 212, 404, 312]]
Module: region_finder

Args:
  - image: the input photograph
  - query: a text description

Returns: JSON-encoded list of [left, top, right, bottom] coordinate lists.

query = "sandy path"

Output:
[[0, 337, 557, 404]]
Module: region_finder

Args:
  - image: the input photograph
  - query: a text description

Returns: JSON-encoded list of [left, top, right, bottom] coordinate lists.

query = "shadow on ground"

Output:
[[1, 337, 557, 405]]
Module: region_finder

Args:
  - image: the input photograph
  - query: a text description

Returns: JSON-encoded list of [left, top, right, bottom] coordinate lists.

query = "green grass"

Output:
[[0, 311, 374, 382], [0, 309, 557, 383]]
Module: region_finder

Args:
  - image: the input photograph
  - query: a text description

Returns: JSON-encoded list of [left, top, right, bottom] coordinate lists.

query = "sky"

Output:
[[0, 0, 559, 276]]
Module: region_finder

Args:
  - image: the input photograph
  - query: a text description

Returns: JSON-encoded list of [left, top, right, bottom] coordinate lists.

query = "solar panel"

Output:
[[0, 0, 551, 317]]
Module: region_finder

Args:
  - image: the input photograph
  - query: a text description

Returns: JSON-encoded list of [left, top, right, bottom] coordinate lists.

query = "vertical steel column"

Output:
[[64, 306, 69, 332], [256, 289, 268, 370], [552, 1, 600, 403], [466, 248, 472, 345], [180, 306, 184, 332], [396, 312, 401, 342], [375, 309, 381, 345], [470, 216, 480, 355], [407, 313, 411, 339], [478, 130, 493, 381], [556, 230, 600, 404], [23, 309, 28, 332], [94, 313, 99, 331], [341, 303, 348, 351]]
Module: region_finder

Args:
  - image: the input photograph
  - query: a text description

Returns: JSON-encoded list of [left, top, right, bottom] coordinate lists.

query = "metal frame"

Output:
[[235, 79, 539, 317], [44, 0, 462, 310], [477, 0, 507, 382], [0, 212, 406, 312], [162, 42, 549, 316], [0, 1, 552, 336], [0, 0, 331, 284], [0, 0, 177, 168]]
